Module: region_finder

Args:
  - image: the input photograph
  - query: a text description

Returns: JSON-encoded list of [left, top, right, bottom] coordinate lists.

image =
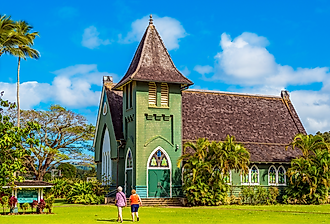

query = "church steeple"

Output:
[[113, 16, 193, 90]]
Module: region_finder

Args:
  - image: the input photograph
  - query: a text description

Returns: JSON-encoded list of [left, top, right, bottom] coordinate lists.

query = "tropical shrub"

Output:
[[179, 136, 250, 206], [66, 180, 105, 204], [37, 199, 45, 214], [30, 200, 38, 212], [285, 134, 330, 204], [8, 196, 17, 209], [0, 196, 9, 214], [21, 203, 29, 214], [49, 178, 72, 198], [45, 194, 55, 214], [240, 186, 279, 205]]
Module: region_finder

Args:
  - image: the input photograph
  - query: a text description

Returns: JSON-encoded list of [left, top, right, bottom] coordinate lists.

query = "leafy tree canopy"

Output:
[[178, 136, 250, 206], [285, 133, 330, 204], [57, 163, 77, 179], [0, 92, 39, 187], [10, 104, 95, 180]]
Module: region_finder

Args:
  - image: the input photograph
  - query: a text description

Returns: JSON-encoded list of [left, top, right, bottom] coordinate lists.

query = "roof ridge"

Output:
[[184, 89, 282, 99]]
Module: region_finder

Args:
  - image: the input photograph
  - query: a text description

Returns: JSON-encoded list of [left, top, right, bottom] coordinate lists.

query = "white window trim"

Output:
[[223, 170, 232, 185], [241, 170, 250, 185], [250, 165, 260, 185], [125, 148, 134, 194], [241, 165, 260, 185], [277, 165, 287, 186], [268, 165, 277, 186]]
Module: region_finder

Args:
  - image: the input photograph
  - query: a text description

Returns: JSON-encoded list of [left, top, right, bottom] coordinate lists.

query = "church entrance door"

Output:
[[147, 147, 171, 198]]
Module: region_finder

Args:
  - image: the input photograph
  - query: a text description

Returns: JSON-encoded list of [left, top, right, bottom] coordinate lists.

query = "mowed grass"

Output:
[[1, 204, 330, 224]]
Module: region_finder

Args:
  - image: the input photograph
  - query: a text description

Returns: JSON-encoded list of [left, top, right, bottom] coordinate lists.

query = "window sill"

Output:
[[148, 105, 169, 109]]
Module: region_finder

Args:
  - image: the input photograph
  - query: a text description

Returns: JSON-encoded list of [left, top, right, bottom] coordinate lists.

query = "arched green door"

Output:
[[147, 147, 171, 198], [148, 169, 170, 197]]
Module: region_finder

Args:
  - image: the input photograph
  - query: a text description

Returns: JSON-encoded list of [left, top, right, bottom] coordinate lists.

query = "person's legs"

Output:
[[131, 205, 135, 221], [135, 212, 139, 221], [118, 207, 123, 222]]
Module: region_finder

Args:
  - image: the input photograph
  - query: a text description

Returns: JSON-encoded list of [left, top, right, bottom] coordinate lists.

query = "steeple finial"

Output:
[[149, 14, 153, 25]]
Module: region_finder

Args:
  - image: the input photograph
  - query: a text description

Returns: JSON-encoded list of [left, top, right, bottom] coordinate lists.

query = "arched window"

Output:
[[148, 82, 157, 106], [250, 165, 259, 185], [268, 166, 277, 185], [278, 166, 286, 185], [126, 149, 133, 169], [148, 149, 169, 168], [161, 83, 169, 107], [241, 171, 249, 185], [223, 171, 231, 184]]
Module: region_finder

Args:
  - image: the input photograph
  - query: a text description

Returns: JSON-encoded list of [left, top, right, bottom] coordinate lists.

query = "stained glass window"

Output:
[[148, 149, 169, 168], [269, 166, 276, 185], [242, 173, 249, 184], [224, 172, 231, 184], [278, 166, 286, 185], [126, 150, 133, 168], [251, 166, 259, 184]]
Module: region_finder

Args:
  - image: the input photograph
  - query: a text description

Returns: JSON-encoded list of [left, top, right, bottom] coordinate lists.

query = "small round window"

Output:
[[103, 102, 107, 115]]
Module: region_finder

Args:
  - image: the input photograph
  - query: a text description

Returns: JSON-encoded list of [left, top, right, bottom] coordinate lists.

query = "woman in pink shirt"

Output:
[[115, 186, 127, 223]]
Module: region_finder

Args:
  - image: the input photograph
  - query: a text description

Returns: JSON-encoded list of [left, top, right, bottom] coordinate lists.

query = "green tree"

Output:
[[17, 105, 95, 180], [285, 133, 330, 204], [209, 135, 250, 176], [0, 92, 39, 187], [178, 136, 250, 206], [0, 15, 23, 57], [10, 21, 40, 128], [57, 163, 77, 179]]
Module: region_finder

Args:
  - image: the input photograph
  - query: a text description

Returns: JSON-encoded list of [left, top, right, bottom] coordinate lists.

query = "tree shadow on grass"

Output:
[[96, 218, 132, 222]]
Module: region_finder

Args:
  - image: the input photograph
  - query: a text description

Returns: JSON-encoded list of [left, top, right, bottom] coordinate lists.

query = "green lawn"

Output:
[[1, 204, 330, 224]]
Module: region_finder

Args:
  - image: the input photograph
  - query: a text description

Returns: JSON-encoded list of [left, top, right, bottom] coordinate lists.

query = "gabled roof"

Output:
[[113, 19, 193, 90], [182, 89, 306, 162], [104, 84, 123, 140]]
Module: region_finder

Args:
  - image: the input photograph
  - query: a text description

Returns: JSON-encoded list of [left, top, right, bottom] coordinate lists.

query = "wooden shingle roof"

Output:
[[113, 21, 193, 90], [104, 83, 123, 140], [182, 89, 306, 162]]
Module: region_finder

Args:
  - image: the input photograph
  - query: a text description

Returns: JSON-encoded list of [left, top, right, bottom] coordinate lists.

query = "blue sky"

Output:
[[1, 0, 330, 134]]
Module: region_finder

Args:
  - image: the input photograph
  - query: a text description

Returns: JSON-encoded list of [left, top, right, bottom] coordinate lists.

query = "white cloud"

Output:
[[179, 66, 191, 76], [122, 15, 187, 50], [200, 32, 330, 134], [194, 65, 213, 75], [0, 82, 51, 109], [213, 32, 328, 88], [0, 64, 117, 109], [82, 26, 111, 49]]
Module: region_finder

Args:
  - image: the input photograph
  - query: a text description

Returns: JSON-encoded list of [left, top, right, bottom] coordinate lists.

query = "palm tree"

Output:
[[0, 15, 15, 56], [286, 133, 329, 158], [210, 135, 250, 176], [10, 21, 40, 127]]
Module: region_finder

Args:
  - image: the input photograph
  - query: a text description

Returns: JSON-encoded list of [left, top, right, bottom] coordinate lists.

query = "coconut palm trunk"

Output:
[[17, 56, 21, 127]]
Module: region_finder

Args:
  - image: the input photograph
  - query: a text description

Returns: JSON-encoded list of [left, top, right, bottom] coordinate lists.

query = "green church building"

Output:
[[93, 16, 305, 198]]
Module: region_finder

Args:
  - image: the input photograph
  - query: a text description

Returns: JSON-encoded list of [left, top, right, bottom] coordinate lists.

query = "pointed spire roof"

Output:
[[113, 15, 193, 90]]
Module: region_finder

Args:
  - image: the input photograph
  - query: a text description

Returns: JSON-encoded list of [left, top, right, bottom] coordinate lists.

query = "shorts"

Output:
[[131, 204, 139, 212]]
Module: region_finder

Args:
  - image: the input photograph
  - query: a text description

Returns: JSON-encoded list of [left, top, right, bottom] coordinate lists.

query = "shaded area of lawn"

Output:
[[0, 205, 330, 223]]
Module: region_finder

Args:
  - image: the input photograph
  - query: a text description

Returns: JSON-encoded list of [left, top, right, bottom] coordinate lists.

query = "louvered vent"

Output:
[[161, 83, 169, 107], [149, 82, 157, 106]]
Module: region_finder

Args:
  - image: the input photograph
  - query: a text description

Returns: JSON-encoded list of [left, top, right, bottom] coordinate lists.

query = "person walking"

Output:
[[115, 186, 127, 223], [129, 189, 142, 222]]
